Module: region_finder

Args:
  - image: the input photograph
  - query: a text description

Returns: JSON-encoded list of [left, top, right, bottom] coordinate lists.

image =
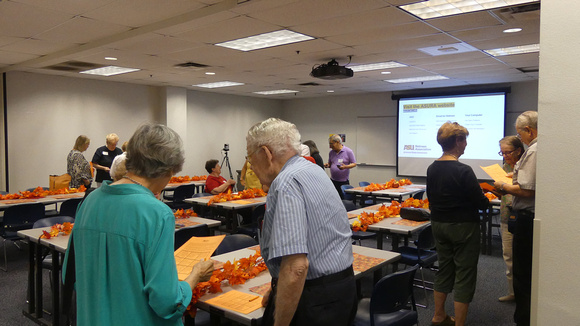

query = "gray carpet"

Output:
[[0, 232, 515, 326]]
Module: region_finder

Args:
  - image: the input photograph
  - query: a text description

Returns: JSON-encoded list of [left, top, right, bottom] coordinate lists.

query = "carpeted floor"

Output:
[[0, 231, 515, 326]]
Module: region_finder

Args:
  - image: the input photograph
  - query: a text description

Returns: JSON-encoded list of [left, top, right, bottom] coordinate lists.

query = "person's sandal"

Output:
[[431, 315, 455, 326]]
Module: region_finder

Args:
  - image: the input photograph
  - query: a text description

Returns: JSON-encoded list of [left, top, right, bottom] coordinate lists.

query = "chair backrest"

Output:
[[214, 234, 258, 256], [370, 264, 419, 321], [251, 204, 266, 226], [342, 199, 357, 212], [416, 225, 435, 250], [341, 184, 354, 201], [59, 198, 83, 218], [413, 191, 425, 200], [173, 184, 195, 202], [3, 203, 46, 228], [33, 216, 75, 228], [174, 224, 210, 250], [193, 192, 212, 198], [359, 181, 370, 187]]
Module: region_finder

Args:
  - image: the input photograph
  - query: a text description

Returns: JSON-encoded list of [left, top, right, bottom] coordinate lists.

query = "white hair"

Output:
[[246, 118, 301, 157], [515, 111, 538, 130], [329, 134, 342, 144]]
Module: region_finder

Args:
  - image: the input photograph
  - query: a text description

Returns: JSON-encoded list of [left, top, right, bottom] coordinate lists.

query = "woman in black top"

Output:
[[426, 122, 488, 326], [303, 140, 324, 169]]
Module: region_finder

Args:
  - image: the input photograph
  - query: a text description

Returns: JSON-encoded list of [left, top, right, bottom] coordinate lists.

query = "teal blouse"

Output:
[[64, 181, 191, 325]]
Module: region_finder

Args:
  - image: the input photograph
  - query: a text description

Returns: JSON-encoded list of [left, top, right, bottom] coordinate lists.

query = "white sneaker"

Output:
[[498, 294, 515, 302]]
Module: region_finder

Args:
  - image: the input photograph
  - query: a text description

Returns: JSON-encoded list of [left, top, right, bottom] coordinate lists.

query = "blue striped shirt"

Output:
[[261, 155, 353, 279]]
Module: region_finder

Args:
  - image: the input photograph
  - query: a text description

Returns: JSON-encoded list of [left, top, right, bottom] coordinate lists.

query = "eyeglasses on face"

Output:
[[498, 150, 516, 156]]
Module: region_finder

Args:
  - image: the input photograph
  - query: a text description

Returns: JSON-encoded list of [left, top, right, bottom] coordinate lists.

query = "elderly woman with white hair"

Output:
[[91, 133, 123, 187], [65, 123, 213, 326]]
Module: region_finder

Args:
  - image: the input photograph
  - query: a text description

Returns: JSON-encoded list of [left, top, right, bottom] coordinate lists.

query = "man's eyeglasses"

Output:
[[498, 150, 516, 156], [246, 146, 262, 164]]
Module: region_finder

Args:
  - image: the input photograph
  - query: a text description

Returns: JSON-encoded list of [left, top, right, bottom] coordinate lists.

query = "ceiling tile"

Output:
[[34, 16, 130, 44], [427, 11, 503, 32], [246, 0, 390, 27], [0, 1, 75, 38]]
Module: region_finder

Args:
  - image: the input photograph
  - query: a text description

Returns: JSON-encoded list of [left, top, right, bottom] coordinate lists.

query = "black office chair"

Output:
[[213, 234, 258, 256], [174, 224, 210, 251], [353, 264, 419, 326], [412, 191, 425, 200], [1, 203, 45, 271], [191, 192, 213, 217], [58, 198, 82, 218], [343, 200, 377, 246], [395, 225, 438, 307], [24, 187, 58, 217], [165, 184, 195, 210], [237, 204, 266, 241]]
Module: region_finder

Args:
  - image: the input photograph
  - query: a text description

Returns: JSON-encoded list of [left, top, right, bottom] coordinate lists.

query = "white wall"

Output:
[[185, 90, 282, 177], [4, 72, 282, 192], [6, 72, 164, 192], [534, 1, 580, 324], [282, 81, 538, 187]]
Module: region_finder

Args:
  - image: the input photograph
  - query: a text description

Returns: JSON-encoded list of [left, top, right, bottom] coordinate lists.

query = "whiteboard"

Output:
[[356, 116, 396, 166]]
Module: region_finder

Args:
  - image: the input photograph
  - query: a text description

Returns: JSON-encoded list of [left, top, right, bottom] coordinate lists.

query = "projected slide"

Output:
[[397, 93, 505, 179]]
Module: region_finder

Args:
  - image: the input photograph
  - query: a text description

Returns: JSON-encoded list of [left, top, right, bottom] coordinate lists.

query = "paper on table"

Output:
[[480, 164, 512, 184], [174, 235, 225, 281], [205, 290, 263, 314]]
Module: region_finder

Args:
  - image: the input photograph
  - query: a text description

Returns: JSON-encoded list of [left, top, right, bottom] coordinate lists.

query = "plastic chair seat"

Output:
[[352, 230, 377, 245], [353, 265, 419, 326], [397, 247, 437, 267], [354, 298, 418, 326]]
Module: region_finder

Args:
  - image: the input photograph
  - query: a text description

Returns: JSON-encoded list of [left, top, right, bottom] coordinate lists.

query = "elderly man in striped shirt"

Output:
[[246, 118, 356, 326]]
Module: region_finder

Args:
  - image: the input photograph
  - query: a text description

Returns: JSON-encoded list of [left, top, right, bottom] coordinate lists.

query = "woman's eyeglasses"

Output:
[[498, 150, 516, 156]]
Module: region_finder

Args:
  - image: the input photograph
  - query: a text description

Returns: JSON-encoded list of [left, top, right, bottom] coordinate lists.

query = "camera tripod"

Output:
[[221, 150, 234, 180]]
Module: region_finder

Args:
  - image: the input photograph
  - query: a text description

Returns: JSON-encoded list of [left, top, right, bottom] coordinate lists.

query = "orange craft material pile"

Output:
[[186, 249, 267, 317], [169, 175, 207, 183], [40, 222, 74, 239], [484, 192, 498, 200], [207, 188, 267, 206], [364, 178, 413, 191], [174, 209, 198, 219], [352, 197, 429, 232], [0, 185, 86, 201]]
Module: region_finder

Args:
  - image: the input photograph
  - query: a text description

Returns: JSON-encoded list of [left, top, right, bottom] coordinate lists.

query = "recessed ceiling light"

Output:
[[215, 30, 314, 52], [327, 90, 335, 93], [205, 72, 216, 75], [253, 90, 298, 95], [80, 66, 140, 76], [484, 44, 539, 56], [384, 75, 449, 84], [193, 81, 244, 88], [104, 57, 117, 61], [381, 71, 392, 75], [400, 0, 539, 19], [503, 28, 523, 33], [349, 61, 407, 72]]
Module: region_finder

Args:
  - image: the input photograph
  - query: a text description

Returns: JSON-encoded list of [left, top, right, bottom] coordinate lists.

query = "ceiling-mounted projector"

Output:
[[310, 59, 354, 80]]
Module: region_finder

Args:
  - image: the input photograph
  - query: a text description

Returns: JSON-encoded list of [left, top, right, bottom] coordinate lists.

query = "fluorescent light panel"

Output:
[[400, 0, 539, 19], [80, 66, 139, 76], [385, 75, 449, 84], [253, 90, 298, 95], [484, 44, 539, 56], [215, 30, 314, 51], [193, 81, 244, 88], [349, 61, 407, 72]]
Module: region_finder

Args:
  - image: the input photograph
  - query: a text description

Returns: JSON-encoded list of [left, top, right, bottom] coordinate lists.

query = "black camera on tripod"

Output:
[[223, 143, 229, 152]]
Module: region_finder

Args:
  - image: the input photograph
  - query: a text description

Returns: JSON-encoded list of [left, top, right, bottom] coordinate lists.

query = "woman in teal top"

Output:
[[64, 124, 213, 325]]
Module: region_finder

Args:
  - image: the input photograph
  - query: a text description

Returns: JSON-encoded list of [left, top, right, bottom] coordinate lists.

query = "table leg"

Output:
[[35, 243, 43, 318], [52, 248, 60, 326], [376, 232, 383, 250], [27, 240, 36, 314]]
